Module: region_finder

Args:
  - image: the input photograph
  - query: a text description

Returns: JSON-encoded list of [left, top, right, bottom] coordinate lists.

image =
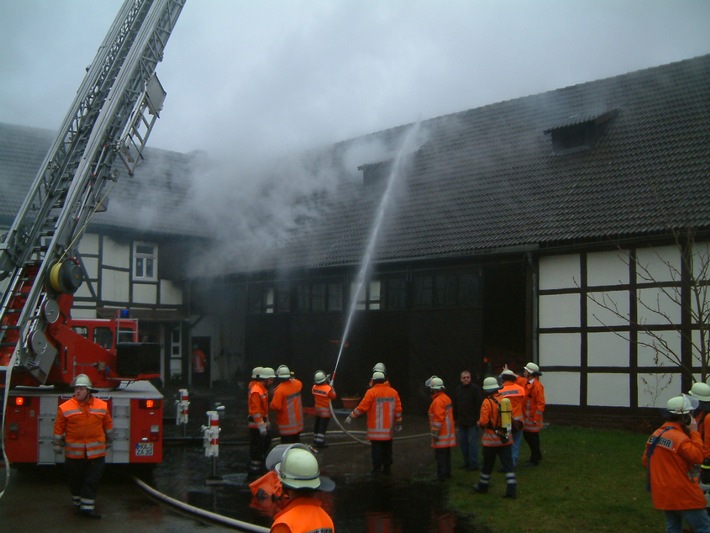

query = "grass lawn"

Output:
[[447, 426, 664, 532]]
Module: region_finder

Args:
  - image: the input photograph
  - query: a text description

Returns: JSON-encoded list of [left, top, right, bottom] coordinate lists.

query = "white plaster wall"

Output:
[[692, 242, 710, 280], [637, 372, 681, 409], [539, 254, 580, 290], [637, 287, 681, 325], [78, 233, 99, 255], [587, 290, 629, 327], [160, 279, 183, 305], [539, 333, 580, 366], [587, 373, 629, 407], [102, 238, 130, 269], [587, 332, 630, 367], [637, 330, 681, 368], [587, 250, 629, 286], [636, 245, 681, 283], [539, 293, 580, 328], [101, 269, 129, 301], [542, 372, 579, 406], [82, 256, 99, 280], [133, 284, 157, 304], [72, 308, 97, 319]]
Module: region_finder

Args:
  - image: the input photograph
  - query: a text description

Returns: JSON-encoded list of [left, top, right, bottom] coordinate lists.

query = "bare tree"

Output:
[[585, 228, 710, 384]]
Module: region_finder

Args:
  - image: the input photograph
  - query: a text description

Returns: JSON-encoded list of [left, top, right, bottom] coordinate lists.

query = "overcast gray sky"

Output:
[[1, 0, 709, 162]]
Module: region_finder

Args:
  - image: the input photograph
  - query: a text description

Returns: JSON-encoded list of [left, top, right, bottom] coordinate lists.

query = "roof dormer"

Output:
[[545, 109, 618, 155]]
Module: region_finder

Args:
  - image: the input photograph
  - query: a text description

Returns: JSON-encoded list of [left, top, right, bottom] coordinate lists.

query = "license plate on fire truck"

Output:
[[135, 443, 154, 456]]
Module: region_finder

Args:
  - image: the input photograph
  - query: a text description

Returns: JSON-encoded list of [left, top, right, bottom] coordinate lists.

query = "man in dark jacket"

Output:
[[452, 369, 482, 471]]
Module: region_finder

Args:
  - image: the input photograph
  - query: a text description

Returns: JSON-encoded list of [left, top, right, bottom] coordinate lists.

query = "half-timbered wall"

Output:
[[538, 242, 709, 411]]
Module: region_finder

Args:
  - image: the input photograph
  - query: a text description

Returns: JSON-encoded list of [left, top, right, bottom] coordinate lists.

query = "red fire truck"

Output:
[[0, 0, 185, 465]]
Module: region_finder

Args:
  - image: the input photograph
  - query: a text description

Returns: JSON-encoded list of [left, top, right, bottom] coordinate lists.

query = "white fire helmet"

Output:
[[72, 374, 93, 389], [666, 394, 699, 415], [482, 376, 501, 393], [372, 362, 387, 375], [314, 371, 327, 384], [277, 365, 292, 379], [372, 371, 386, 382], [426, 376, 445, 391], [524, 362, 541, 375], [275, 446, 334, 492], [251, 366, 264, 379], [689, 382, 710, 402], [259, 367, 276, 380]]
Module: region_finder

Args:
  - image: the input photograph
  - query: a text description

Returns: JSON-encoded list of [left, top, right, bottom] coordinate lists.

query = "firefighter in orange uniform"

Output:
[[520, 362, 545, 466], [191, 344, 208, 387], [52, 374, 114, 519], [249, 367, 275, 479], [643, 395, 710, 533], [474, 377, 517, 498], [346, 371, 403, 475], [312, 370, 337, 448], [689, 382, 710, 487], [270, 365, 305, 443], [499, 369, 526, 468], [426, 376, 456, 480], [271, 445, 335, 533]]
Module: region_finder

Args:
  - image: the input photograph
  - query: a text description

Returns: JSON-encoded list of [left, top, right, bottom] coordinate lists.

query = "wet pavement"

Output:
[[1, 385, 478, 532]]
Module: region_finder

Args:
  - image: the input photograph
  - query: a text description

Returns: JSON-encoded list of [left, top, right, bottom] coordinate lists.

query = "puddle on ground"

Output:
[[145, 438, 479, 532]]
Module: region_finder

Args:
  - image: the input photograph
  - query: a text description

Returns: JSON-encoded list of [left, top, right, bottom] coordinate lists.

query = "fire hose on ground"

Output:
[[132, 474, 269, 532]]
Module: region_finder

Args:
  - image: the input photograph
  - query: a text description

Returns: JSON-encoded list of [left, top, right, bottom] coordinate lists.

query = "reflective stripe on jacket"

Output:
[[53, 396, 113, 459], [271, 378, 304, 436], [312, 383, 336, 418], [271, 496, 334, 533], [479, 394, 511, 448], [248, 381, 270, 429], [523, 379, 545, 432], [642, 421, 707, 511], [352, 383, 403, 441], [429, 391, 456, 448]]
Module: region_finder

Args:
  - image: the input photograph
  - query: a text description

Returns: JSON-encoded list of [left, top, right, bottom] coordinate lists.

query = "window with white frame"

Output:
[[133, 242, 158, 281]]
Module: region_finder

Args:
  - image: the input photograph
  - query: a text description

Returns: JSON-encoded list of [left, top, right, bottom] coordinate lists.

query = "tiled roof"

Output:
[[264, 54, 710, 271], [2, 55, 709, 274], [0, 122, 207, 239]]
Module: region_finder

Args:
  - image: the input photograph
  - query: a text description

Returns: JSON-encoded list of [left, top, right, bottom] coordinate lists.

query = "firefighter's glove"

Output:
[[395, 424, 403, 433], [431, 431, 439, 443], [258, 424, 268, 437], [345, 415, 353, 424]]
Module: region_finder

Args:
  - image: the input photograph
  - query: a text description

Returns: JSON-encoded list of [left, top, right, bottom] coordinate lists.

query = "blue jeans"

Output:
[[664, 509, 710, 533], [457, 425, 479, 468], [511, 428, 523, 467]]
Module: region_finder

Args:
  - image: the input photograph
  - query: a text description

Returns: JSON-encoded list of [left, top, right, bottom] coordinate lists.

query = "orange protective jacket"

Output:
[[499, 382, 526, 428], [270, 378, 304, 436], [192, 348, 207, 373], [249, 381, 270, 430], [428, 391, 456, 448], [53, 396, 113, 460], [694, 411, 710, 459], [642, 421, 707, 510], [523, 378, 545, 432], [352, 383, 403, 441], [312, 383, 337, 418], [271, 496, 334, 533], [478, 393, 511, 448]]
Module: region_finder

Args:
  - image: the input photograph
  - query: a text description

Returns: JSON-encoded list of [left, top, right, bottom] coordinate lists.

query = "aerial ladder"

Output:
[[0, 0, 185, 390]]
